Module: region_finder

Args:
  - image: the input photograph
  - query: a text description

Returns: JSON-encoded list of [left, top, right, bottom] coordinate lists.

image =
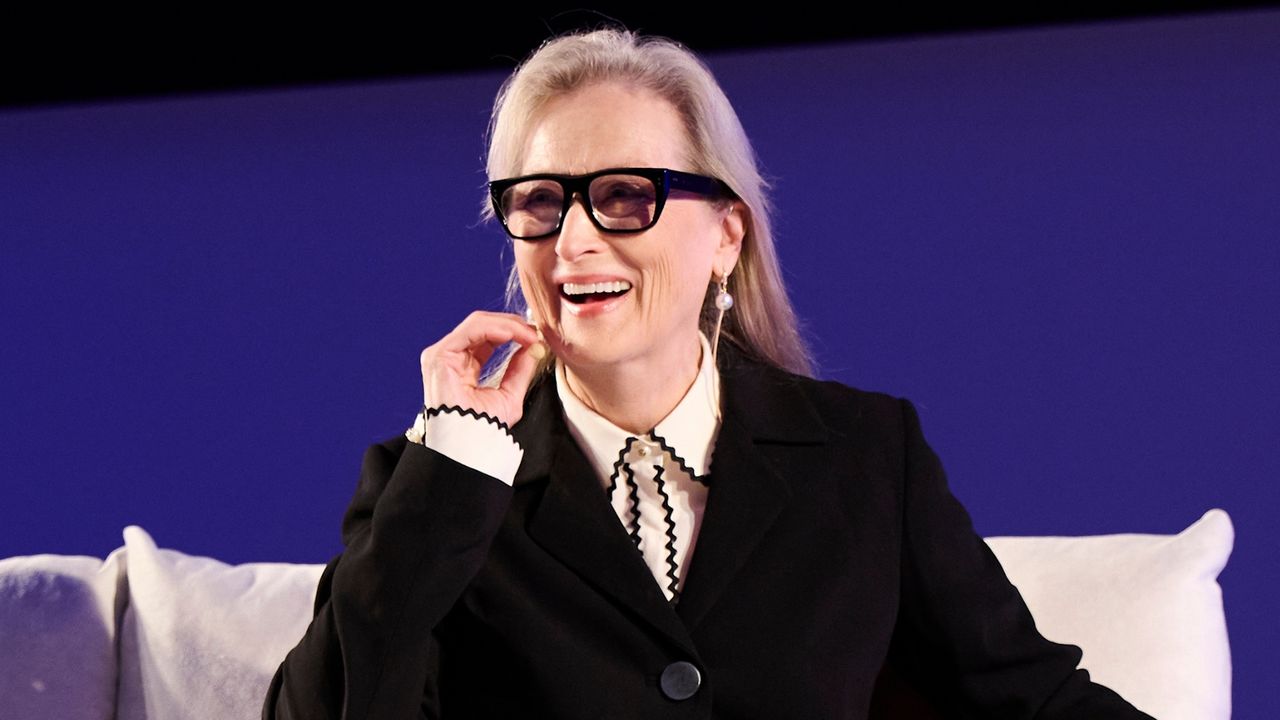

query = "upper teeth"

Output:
[[563, 281, 632, 296]]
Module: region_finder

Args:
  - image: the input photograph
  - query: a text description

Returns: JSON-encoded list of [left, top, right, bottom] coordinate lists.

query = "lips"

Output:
[[560, 280, 633, 305]]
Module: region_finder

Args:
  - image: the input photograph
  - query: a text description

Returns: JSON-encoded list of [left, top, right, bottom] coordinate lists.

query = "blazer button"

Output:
[[660, 661, 701, 701]]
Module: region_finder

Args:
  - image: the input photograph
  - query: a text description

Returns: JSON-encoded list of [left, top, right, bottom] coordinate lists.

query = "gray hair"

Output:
[[486, 28, 813, 377]]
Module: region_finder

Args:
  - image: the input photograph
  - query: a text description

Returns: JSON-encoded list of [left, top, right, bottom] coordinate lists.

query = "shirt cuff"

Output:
[[405, 406, 523, 486]]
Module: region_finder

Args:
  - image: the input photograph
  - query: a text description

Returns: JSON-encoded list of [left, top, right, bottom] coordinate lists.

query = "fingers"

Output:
[[420, 311, 546, 426], [438, 312, 540, 358], [499, 337, 546, 403], [420, 312, 538, 381]]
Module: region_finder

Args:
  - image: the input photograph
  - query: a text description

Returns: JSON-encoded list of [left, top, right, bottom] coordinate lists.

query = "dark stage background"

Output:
[[3, 9, 1276, 717]]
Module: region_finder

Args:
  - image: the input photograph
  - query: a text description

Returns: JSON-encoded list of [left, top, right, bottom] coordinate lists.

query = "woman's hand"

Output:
[[419, 311, 546, 427]]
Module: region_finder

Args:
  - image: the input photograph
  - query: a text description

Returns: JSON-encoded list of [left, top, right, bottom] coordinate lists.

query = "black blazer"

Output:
[[264, 345, 1151, 719]]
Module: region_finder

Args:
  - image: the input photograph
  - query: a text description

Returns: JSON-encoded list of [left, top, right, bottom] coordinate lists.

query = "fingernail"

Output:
[[529, 342, 547, 360]]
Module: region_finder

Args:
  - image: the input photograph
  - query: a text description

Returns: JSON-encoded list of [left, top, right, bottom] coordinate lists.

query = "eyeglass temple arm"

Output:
[[667, 170, 733, 198]]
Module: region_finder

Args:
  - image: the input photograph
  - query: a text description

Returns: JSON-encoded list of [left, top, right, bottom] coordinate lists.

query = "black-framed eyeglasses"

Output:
[[488, 167, 735, 241]]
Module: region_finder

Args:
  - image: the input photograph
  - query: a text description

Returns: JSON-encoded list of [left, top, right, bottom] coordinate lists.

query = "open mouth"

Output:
[[560, 280, 632, 305]]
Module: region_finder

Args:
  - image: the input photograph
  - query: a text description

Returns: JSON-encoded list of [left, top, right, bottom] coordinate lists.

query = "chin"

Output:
[[540, 305, 631, 361], [548, 331, 632, 370]]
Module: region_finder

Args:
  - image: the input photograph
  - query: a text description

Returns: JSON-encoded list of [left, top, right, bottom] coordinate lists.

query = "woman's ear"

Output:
[[716, 201, 746, 277]]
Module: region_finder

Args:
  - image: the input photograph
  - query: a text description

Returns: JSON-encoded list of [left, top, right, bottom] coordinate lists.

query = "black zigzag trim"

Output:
[[423, 404, 522, 451], [623, 463, 643, 549], [647, 429, 711, 486], [608, 436, 644, 548], [651, 464, 682, 599], [606, 435, 636, 497]]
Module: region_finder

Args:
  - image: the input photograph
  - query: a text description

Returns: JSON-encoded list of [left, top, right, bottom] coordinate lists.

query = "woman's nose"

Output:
[[555, 194, 607, 261]]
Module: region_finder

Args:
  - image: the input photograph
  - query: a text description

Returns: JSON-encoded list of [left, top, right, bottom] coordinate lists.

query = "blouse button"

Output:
[[636, 445, 650, 457], [659, 660, 701, 701]]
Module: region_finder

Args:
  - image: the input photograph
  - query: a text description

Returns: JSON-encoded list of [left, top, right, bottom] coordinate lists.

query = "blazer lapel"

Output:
[[510, 347, 829, 646], [675, 347, 829, 631], [514, 373, 697, 656]]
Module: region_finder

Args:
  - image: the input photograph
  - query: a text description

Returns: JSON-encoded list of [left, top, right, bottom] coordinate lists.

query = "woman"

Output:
[[265, 30, 1152, 719]]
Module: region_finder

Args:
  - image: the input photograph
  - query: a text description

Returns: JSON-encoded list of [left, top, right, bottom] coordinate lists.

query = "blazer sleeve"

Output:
[[886, 399, 1154, 719], [262, 437, 513, 720]]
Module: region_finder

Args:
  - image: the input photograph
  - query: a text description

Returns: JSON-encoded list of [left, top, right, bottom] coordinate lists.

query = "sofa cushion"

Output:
[[103, 511, 1231, 720], [0, 549, 125, 720], [986, 508, 1233, 720], [116, 526, 324, 720]]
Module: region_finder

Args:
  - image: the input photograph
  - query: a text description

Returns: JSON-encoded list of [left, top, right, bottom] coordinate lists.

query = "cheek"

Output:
[[637, 256, 674, 325], [636, 245, 708, 328], [514, 249, 559, 329]]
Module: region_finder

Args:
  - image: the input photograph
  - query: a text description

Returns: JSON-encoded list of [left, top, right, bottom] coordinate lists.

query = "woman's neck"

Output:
[[562, 334, 703, 435]]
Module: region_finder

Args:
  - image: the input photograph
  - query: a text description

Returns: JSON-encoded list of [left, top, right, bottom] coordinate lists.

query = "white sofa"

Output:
[[0, 510, 1233, 720]]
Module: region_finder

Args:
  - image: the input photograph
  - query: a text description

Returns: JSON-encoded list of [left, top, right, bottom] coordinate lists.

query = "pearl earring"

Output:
[[710, 273, 733, 365], [714, 276, 734, 312]]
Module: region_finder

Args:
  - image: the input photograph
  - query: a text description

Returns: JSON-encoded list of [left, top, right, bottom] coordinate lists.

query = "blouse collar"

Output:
[[556, 333, 721, 483]]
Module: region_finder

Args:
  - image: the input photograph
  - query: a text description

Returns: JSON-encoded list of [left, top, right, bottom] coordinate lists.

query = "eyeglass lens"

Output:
[[499, 173, 658, 238]]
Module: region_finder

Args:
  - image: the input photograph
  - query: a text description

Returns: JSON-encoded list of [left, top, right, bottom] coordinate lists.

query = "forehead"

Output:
[[519, 82, 691, 176]]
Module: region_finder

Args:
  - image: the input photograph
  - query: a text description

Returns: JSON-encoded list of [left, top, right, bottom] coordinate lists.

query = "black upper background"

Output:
[[4, 3, 1271, 109]]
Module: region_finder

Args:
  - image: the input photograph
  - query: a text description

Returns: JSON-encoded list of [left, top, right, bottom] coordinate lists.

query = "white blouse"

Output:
[[554, 335, 718, 601]]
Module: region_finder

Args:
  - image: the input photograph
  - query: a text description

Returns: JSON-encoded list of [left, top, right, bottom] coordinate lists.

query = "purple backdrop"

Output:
[[3, 11, 1276, 716]]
